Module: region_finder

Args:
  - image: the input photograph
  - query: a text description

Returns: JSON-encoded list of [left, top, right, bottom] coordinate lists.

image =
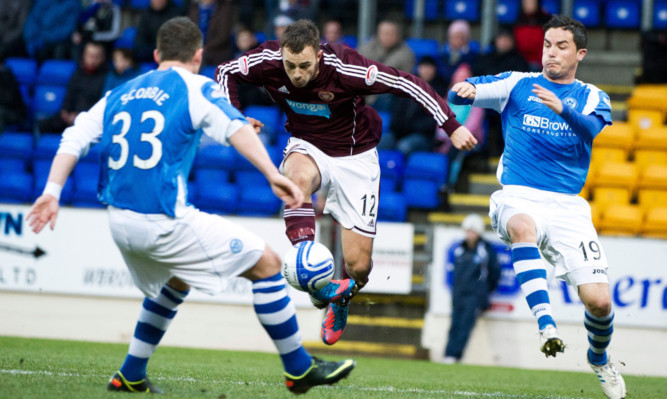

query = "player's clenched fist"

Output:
[[450, 126, 477, 151], [451, 82, 477, 99]]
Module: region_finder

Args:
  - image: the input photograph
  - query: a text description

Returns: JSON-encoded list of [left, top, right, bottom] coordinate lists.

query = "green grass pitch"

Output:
[[1, 336, 665, 398]]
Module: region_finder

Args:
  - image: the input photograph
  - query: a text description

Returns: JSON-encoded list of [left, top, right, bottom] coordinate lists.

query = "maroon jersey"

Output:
[[216, 41, 461, 157]]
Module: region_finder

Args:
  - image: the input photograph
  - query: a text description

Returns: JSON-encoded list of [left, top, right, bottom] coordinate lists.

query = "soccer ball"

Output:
[[282, 241, 335, 292]]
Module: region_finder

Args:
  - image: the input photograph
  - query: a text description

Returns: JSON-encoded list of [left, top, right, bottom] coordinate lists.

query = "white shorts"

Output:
[[489, 185, 609, 287], [108, 206, 264, 298], [280, 138, 380, 237]]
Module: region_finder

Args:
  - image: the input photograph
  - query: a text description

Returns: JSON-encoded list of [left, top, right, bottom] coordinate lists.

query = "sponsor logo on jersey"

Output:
[[238, 56, 250, 75], [523, 114, 570, 133], [230, 239, 243, 254], [527, 95, 543, 103], [563, 97, 578, 109], [318, 91, 335, 101], [286, 99, 331, 118], [365, 65, 378, 86], [278, 85, 290, 94]]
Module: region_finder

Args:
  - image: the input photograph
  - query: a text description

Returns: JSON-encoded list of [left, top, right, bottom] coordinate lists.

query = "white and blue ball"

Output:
[[282, 241, 335, 292]]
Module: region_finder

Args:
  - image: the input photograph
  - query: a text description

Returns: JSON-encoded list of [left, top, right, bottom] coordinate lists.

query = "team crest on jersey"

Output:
[[230, 239, 243, 254], [563, 97, 578, 109], [237, 56, 250, 75], [318, 91, 335, 101], [365, 65, 378, 86]]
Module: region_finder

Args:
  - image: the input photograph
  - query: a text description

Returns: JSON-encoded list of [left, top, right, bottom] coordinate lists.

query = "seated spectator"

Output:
[[637, 29, 667, 84], [359, 20, 415, 73], [39, 42, 107, 134], [73, 0, 122, 61], [273, 14, 295, 41], [188, 0, 233, 67], [0, 0, 30, 59], [441, 20, 477, 85], [0, 58, 27, 133], [380, 56, 448, 156], [234, 27, 258, 58], [23, 0, 82, 63], [234, 27, 274, 108], [473, 29, 530, 158], [134, 0, 182, 63], [513, 0, 550, 71], [103, 48, 141, 94], [322, 18, 345, 45], [267, 0, 315, 37]]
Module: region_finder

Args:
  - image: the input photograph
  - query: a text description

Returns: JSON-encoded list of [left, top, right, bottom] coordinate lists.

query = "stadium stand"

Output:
[[592, 187, 631, 214], [378, 191, 408, 222], [642, 207, 667, 238], [593, 122, 634, 156], [594, 161, 639, 193], [605, 0, 641, 30], [598, 203, 643, 236], [637, 189, 667, 213], [444, 0, 480, 22]]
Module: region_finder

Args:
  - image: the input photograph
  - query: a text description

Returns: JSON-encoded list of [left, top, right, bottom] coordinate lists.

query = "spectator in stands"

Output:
[[38, 42, 107, 134], [513, 0, 551, 71], [441, 20, 478, 85], [322, 19, 345, 45], [383, 56, 448, 156], [359, 20, 415, 73], [0, 58, 27, 133], [134, 0, 182, 63], [273, 14, 295, 41], [72, 0, 122, 61], [103, 48, 141, 94], [233, 28, 274, 109], [266, 0, 315, 37], [473, 29, 530, 158], [23, 0, 82, 63], [234, 27, 259, 58], [0, 0, 30, 59], [443, 214, 500, 364], [188, 0, 234, 67], [637, 29, 667, 84]]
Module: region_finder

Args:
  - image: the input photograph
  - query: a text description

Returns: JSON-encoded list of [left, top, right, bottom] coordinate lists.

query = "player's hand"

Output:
[[450, 125, 478, 151], [26, 194, 60, 233], [268, 173, 304, 209], [532, 84, 563, 114], [246, 117, 264, 134], [451, 82, 477, 99]]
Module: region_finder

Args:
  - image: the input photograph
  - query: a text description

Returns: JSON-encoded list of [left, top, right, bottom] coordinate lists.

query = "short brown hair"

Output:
[[281, 19, 320, 54], [544, 15, 587, 50], [156, 17, 202, 63]]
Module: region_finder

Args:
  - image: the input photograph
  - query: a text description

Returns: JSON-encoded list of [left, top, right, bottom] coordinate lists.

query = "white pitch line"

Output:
[[0, 369, 581, 399]]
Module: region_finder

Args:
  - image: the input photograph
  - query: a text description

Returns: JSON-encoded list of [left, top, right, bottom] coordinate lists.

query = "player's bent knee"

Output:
[[507, 214, 537, 243], [167, 277, 190, 292], [242, 246, 282, 281], [586, 298, 612, 317]]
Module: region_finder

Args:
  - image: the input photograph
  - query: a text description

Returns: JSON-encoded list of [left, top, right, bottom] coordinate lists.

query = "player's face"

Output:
[[542, 28, 587, 82], [282, 45, 322, 88]]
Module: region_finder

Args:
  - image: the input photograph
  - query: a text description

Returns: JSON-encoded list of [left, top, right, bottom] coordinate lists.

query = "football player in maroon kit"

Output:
[[216, 19, 477, 345]]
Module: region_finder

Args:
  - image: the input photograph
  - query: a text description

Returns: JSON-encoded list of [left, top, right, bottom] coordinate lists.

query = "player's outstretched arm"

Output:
[[229, 124, 304, 208], [450, 125, 478, 151], [27, 153, 78, 233]]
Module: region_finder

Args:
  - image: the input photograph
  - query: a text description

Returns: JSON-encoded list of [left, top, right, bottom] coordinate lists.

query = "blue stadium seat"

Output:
[[196, 144, 237, 170], [234, 145, 281, 171], [542, 0, 560, 15], [80, 144, 102, 164], [194, 168, 230, 185], [497, 0, 520, 25], [378, 149, 405, 181], [605, 0, 640, 29], [402, 178, 440, 209], [656, 0, 667, 29], [341, 35, 358, 49], [405, 38, 440, 62], [33, 159, 74, 203], [0, 158, 27, 173], [71, 162, 103, 208], [275, 133, 291, 151], [404, 0, 441, 21], [235, 170, 268, 188], [115, 26, 137, 49], [33, 85, 67, 119], [376, 110, 392, 133], [236, 185, 281, 216], [0, 132, 34, 159], [5, 57, 38, 87], [378, 192, 407, 222], [255, 31, 267, 44], [129, 0, 150, 9], [444, 0, 480, 22], [199, 65, 217, 79], [0, 171, 33, 203], [380, 176, 398, 194], [139, 62, 158, 74], [19, 85, 32, 114], [573, 0, 601, 27], [34, 135, 62, 159], [244, 105, 281, 138], [36, 60, 77, 86], [404, 152, 448, 187], [193, 182, 238, 214], [441, 39, 481, 55]]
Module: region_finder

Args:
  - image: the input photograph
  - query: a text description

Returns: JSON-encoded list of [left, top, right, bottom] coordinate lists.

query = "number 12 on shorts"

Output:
[[360, 194, 376, 217]]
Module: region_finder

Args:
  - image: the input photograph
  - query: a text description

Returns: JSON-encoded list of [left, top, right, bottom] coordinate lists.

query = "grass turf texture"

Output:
[[1, 336, 665, 398]]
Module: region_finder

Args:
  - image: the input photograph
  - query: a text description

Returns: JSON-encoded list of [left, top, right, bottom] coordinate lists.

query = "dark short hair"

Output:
[[543, 15, 587, 50], [419, 55, 437, 67], [281, 19, 320, 54], [156, 17, 202, 63]]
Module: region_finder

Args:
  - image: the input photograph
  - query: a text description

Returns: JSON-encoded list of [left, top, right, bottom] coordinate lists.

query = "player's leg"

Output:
[[108, 277, 189, 394], [578, 283, 625, 399], [506, 213, 561, 356], [281, 151, 320, 245], [240, 245, 355, 394]]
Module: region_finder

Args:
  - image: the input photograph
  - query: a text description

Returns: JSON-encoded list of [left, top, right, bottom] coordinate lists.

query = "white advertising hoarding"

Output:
[[429, 226, 667, 328]]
